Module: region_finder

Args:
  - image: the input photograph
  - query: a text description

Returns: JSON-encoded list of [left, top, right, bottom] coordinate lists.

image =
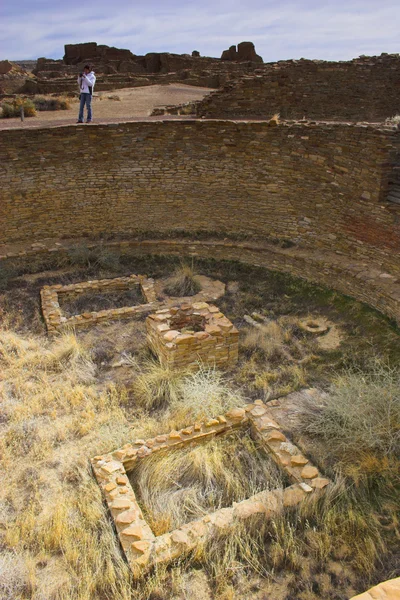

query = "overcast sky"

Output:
[[0, 0, 399, 62]]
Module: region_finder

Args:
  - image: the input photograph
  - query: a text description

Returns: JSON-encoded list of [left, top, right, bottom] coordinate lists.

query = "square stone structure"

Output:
[[41, 274, 156, 334], [146, 302, 239, 370], [91, 400, 330, 578]]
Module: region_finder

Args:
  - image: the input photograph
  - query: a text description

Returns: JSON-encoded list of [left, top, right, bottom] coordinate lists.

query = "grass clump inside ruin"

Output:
[[130, 429, 287, 536], [164, 262, 202, 296]]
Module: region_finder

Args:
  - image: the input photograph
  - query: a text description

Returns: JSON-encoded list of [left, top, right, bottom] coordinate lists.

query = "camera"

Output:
[[79, 72, 83, 77]]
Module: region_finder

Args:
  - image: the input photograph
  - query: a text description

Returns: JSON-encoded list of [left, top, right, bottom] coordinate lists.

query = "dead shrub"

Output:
[[164, 262, 202, 297], [33, 96, 71, 111]]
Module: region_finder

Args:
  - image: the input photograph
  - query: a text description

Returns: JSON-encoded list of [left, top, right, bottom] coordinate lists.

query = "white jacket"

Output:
[[78, 71, 96, 94]]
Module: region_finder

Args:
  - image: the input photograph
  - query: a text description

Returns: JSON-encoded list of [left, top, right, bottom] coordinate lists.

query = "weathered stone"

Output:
[[291, 455, 309, 467], [301, 465, 319, 479], [311, 477, 330, 489]]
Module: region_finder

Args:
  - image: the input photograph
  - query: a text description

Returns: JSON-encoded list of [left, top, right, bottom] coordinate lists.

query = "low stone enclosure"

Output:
[[146, 302, 239, 370], [91, 400, 330, 577], [40, 274, 157, 334]]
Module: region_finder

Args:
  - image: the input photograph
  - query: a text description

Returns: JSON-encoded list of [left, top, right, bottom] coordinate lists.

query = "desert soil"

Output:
[[0, 83, 214, 130]]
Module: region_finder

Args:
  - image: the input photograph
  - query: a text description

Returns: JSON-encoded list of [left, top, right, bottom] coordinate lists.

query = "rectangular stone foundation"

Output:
[[146, 302, 239, 370], [41, 274, 156, 334], [91, 400, 330, 578]]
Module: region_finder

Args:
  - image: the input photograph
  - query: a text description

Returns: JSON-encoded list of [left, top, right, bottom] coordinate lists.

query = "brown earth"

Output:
[[0, 83, 214, 130]]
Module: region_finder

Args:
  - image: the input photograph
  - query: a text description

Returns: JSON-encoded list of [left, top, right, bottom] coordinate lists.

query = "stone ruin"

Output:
[[10, 40, 265, 95], [146, 302, 239, 370], [91, 400, 330, 576], [221, 41, 263, 63], [40, 274, 156, 334]]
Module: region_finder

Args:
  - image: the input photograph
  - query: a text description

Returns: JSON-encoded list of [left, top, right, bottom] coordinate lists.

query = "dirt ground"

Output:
[[0, 83, 214, 130]]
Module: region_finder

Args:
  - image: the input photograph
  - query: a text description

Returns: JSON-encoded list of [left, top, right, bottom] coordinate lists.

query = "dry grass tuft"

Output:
[[164, 262, 202, 296], [130, 356, 184, 410], [299, 361, 400, 463]]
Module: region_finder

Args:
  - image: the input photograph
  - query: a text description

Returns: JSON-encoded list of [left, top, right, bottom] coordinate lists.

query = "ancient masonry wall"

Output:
[[195, 55, 400, 121], [1, 119, 399, 324], [146, 302, 239, 370], [91, 400, 330, 576]]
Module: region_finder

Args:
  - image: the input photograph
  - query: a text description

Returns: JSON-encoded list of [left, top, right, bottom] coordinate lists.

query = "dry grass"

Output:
[[1, 253, 399, 599], [0, 327, 136, 600], [299, 361, 400, 469], [130, 360, 243, 423], [33, 96, 71, 111], [131, 430, 286, 535], [238, 318, 313, 399], [164, 262, 202, 297]]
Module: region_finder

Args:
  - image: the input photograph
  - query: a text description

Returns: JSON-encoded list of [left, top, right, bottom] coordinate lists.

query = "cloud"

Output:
[[0, 0, 399, 61]]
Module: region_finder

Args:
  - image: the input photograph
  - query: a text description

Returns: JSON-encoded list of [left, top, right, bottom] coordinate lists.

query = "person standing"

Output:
[[77, 64, 96, 123]]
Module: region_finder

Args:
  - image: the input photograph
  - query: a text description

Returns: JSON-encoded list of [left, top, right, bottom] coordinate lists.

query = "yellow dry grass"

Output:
[[131, 430, 286, 535]]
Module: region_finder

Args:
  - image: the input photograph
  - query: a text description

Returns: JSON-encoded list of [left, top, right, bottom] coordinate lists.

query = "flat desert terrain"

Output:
[[0, 83, 214, 129]]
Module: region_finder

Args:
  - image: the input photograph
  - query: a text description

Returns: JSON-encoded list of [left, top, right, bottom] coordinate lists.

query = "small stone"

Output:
[[155, 435, 167, 443], [116, 476, 128, 485], [137, 446, 151, 458], [250, 406, 267, 417], [121, 524, 144, 540], [265, 430, 286, 443], [104, 482, 117, 493], [205, 324, 221, 336], [283, 486, 306, 507], [311, 477, 330, 489], [169, 431, 182, 440], [111, 498, 132, 510], [280, 442, 298, 456], [258, 417, 280, 430], [291, 455, 309, 467], [171, 530, 190, 546], [182, 427, 194, 435], [299, 482, 313, 493], [301, 465, 319, 479], [164, 330, 180, 342], [226, 407, 246, 421], [131, 540, 150, 554], [205, 418, 219, 427], [116, 510, 137, 525], [101, 461, 122, 474]]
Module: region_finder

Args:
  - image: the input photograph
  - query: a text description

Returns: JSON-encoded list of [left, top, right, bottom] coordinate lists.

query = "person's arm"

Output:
[[83, 72, 95, 86]]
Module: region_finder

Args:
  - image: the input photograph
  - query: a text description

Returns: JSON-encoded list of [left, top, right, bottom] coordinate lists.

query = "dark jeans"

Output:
[[78, 93, 92, 122]]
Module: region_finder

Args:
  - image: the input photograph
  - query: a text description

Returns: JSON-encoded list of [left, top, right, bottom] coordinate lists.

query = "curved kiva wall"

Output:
[[0, 120, 399, 324]]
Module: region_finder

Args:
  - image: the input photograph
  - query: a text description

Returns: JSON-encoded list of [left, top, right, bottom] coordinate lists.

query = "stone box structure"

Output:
[[41, 274, 156, 333], [146, 302, 239, 370], [91, 400, 330, 578]]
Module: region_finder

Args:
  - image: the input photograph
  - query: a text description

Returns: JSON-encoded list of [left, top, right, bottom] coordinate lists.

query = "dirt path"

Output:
[[0, 83, 214, 130]]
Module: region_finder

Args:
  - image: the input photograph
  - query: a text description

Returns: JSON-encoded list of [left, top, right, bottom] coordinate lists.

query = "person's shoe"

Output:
[[76, 120, 83, 124], [86, 120, 92, 123]]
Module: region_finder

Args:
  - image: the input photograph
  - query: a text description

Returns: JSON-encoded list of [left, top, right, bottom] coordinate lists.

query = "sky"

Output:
[[0, 0, 399, 62]]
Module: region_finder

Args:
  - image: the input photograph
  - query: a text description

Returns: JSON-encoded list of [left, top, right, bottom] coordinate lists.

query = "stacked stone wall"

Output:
[[1, 119, 400, 326], [196, 55, 400, 121], [0, 120, 398, 270]]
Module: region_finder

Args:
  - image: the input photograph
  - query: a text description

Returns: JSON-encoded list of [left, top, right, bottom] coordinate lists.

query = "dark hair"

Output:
[[84, 64, 92, 71]]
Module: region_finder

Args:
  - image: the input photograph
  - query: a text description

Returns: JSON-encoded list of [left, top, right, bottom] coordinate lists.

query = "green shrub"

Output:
[[0, 98, 36, 118], [33, 96, 71, 111]]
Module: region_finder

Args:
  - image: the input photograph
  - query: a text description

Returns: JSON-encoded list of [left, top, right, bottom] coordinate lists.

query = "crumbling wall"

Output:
[[196, 54, 400, 121]]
